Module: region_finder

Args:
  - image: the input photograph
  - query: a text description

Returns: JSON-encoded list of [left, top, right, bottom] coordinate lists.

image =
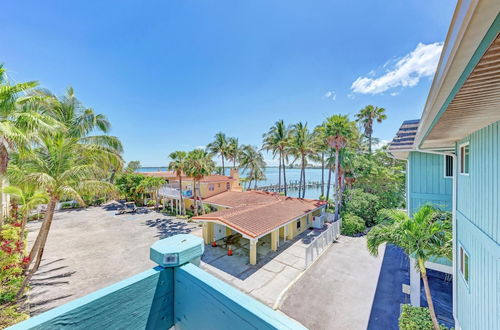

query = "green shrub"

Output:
[[399, 305, 448, 330], [343, 189, 380, 226], [0, 306, 28, 329], [341, 213, 365, 236], [60, 201, 76, 209], [146, 200, 156, 207], [374, 208, 394, 225]]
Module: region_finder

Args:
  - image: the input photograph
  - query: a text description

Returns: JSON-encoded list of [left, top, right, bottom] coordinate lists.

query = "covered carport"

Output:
[[193, 194, 326, 265]]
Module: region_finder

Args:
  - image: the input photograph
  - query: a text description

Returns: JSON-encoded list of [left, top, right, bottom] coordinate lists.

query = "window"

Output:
[[459, 246, 469, 284], [296, 220, 301, 229], [208, 184, 215, 191], [306, 215, 310, 225], [444, 155, 453, 178], [460, 143, 469, 175], [226, 182, 230, 190]]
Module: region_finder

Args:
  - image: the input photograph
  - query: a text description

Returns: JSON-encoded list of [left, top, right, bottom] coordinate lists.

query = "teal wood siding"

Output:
[[408, 152, 452, 215], [174, 263, 305, 330], [455, 120, 500, 330], [8, 267, 175, 330]]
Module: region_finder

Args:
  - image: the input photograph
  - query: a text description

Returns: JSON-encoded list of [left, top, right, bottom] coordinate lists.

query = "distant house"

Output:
[[389, 2, 500, 329], [142, 168, 242, 211]]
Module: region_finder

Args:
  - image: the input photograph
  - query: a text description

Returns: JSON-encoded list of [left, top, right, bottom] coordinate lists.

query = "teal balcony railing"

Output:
[[9, 235, 305, 330]]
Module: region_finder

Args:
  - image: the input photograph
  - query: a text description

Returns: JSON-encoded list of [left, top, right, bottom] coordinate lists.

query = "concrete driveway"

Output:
[[279, 236, 385, 330], [26, 204, 201, 315], [200, 227, 331, 308]]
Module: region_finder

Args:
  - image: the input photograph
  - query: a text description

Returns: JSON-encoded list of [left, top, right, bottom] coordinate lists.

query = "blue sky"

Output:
[[1, 0, 456, 166]]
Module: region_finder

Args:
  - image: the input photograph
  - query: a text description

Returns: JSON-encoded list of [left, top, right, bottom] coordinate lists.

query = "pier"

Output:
[[255, 180, 323, 192]]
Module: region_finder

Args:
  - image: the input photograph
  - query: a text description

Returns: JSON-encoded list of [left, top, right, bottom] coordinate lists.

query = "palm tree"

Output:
[[324, 115, 356, 220], [226, 137, 241, 169], [262, 120, 289, 195], [313, 124, 329, 197], [207, 132, 229, 175], [355, 105, 387, 154], [2, 184, 48, 240], [239, 145, 266, 190], [168, 151, 187, 215], [0, 66, 56, 223], [288, 122, 316, 198], [12, 133, 121, 299], [12, 87, 123, 299], [325, 149, 335, 200], [367, 205, 452, 330], [185, 149, 215, 216], [136, 176, 164, 210]]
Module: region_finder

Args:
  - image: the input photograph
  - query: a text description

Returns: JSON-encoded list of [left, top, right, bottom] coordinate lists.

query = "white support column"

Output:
[[410, 257, 421, 306], [249, 239, 258, 265]]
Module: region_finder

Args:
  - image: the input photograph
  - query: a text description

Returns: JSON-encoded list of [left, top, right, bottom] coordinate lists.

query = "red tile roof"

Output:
[[194, 191, 326, 238]]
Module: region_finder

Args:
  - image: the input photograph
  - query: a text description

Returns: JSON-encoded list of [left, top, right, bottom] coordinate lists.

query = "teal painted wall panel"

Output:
[[408, 152, 452, 215], [457, 121, 500, 242], [174, 263, 306, 330], [455, 120, 500, 330], [9, 267, 174, 330], [455, 212, 499, 330]]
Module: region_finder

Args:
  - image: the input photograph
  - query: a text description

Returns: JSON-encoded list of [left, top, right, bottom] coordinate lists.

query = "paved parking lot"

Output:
[[200, 230, 316, 307], [26, 204, 201, 315], [280, 236, 385, 330]]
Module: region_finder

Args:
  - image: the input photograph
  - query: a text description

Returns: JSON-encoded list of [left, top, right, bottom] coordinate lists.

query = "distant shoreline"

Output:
[[138, 165, 324, 171]]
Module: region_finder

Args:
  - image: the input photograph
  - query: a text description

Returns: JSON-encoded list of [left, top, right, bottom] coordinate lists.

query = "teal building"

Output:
[[390, 1, 500, 329]]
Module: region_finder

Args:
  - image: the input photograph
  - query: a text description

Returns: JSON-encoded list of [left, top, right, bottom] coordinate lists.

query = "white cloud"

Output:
[[323, 90, 336, 100], [351, 42, 443, 95], [390, 92, 399, 96], [374, 139, 390, 150], [195, 145, 205, 150]]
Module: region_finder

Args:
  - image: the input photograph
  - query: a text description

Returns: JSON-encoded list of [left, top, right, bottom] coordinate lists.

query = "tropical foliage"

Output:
[[355, 105, 387, 154], [184, 149, 215, 216], [367, 205, 452, 330], [399, 305, 447, 330], [0, 66, 124, 320]]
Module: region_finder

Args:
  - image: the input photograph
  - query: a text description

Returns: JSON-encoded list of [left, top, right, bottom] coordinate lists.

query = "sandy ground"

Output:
[[26, 204, 201, 315]]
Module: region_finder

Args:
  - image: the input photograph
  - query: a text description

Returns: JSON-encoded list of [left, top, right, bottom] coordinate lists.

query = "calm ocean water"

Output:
[[137, 167, 330, 199]]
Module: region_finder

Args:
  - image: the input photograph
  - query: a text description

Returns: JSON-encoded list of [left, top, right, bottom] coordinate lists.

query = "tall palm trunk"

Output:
[[278, 154, 282, 193], [0, 143, 8, 225], [298, 162, 303, 198], [418, 259, 441, 330], [368, 133, 372, 154], [17, 196, 58, 299], [155, 188, 159, 210], [334, 149, 341, 221], [301, 157, 306, 198], [282, 156, 287, 196], [326, 167, 332, 200], [193, 180, 198, 216], [221, 155, 225, 175], [321, 152, 325, 196], [178, 175, 185, 215]]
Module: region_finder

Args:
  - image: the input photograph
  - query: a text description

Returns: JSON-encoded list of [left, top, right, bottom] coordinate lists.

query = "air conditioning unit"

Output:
[[312, 215, 325, 229]]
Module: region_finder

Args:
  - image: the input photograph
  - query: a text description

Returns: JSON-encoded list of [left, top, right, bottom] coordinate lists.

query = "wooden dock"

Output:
[[255, 180, 323, 192]]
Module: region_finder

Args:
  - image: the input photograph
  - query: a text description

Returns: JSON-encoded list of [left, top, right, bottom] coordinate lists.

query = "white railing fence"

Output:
[[305, 219, 342, 267]]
